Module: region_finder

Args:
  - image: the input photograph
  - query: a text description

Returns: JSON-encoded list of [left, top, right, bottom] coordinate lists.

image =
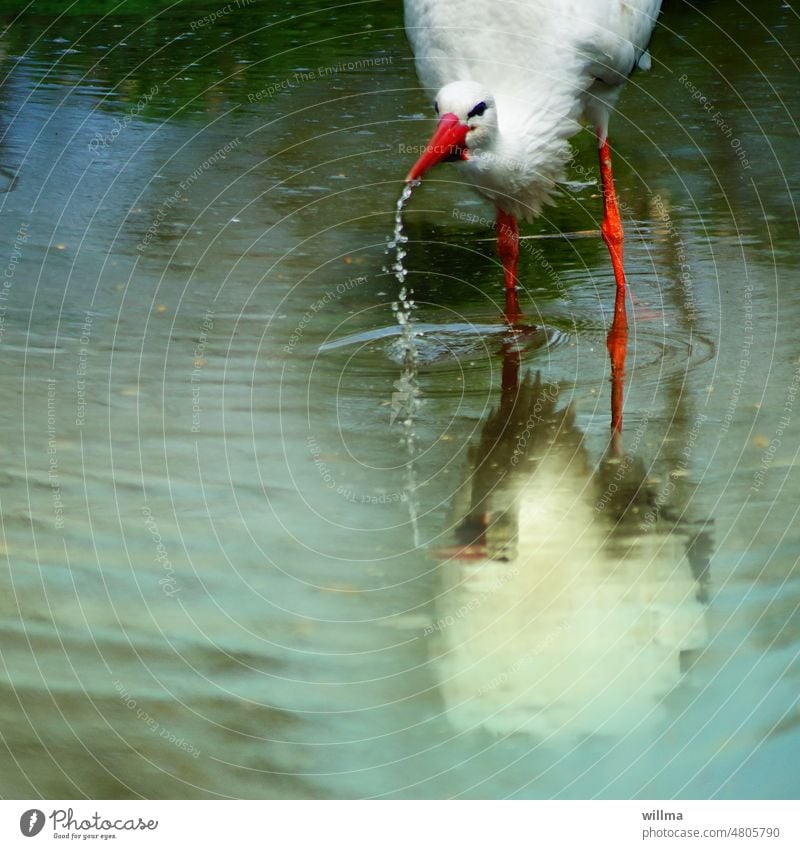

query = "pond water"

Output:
[[0, 0, 798, 799]]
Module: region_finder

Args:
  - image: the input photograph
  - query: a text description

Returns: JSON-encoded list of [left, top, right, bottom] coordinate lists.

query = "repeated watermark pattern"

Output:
[[451, 208, 572, 300], [248, 57, 393, 102], [720, 284, 754, 436], [88, 84, 159, 153], [191, 309, 215, 433], [75, 311, 93, 428], [138, 138, 241, 252], [595, 408, 653, 512], [568, 153, 701, 321], [650, 193, 697, 323], [510, 380, 561, 465], [306, 434, 407, 504], [424, 567, 520, 636], [141, 506, 180, 596], [640, 412, 707, 531], [47, 379, 65, 530], [114, 679, 200, 758], [751, 356, 800, 494], [678, 74, 751, 169], [190, 0, 257, 30], [0, 220, 28, 345], [283, 275, 366, 354]]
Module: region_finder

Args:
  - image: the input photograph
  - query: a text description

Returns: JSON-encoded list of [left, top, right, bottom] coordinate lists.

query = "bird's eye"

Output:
[[434, 100, 439, 115], [468, 101, 487, 119]]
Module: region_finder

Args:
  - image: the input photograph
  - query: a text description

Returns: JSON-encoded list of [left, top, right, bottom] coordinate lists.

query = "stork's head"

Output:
[[406, 81, 496, 182]]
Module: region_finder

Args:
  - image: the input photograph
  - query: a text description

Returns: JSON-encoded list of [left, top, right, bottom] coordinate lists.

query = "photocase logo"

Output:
[[19, 809, 45, 837]]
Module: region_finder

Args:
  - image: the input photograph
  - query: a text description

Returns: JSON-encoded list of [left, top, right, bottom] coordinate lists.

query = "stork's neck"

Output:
[[461, 84, 583, 220]]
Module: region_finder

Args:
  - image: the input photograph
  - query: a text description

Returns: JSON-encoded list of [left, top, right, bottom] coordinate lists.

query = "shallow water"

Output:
[[0, 0, 798, 799]]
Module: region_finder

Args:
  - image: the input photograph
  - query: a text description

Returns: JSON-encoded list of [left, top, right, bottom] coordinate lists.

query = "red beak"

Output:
[[405, 113, 469, 182]]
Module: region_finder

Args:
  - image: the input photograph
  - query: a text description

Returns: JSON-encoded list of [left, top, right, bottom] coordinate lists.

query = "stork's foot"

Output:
[[499, 315, 540, 349]]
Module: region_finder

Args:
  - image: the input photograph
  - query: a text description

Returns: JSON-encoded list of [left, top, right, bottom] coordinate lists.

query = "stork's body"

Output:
[[404, 0, 662, 320]]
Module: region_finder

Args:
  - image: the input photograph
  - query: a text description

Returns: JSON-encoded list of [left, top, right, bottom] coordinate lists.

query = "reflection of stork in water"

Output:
[[429, 335, 712, 739]]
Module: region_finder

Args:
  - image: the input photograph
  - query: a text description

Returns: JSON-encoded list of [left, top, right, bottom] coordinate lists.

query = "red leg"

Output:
[[597, 133, 628, 302], [496, 208, 521, 321]]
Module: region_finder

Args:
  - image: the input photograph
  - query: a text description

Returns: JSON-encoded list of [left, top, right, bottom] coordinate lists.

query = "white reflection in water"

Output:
[[429, 366, 711, 740]]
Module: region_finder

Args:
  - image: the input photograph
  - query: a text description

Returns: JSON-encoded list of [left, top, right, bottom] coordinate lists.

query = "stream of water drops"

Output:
[[387, 182, 421, 547]]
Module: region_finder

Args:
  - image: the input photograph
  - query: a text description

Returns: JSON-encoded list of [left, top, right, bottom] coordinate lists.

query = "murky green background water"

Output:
[[0, 0, 798, 799]]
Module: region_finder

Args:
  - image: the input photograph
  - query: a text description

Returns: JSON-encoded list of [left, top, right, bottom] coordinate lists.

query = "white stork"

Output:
[[403, 0, 662, 321]]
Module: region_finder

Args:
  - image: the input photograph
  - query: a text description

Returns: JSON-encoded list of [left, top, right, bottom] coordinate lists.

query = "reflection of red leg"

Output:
[[607, 284, 628, 451], [598, 131, 628, 447], [500, 341, 521, 407], [496, 208, 521, 321]]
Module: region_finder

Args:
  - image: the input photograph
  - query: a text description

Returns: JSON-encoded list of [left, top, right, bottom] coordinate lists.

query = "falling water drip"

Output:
[[386, 181, 421, 547]]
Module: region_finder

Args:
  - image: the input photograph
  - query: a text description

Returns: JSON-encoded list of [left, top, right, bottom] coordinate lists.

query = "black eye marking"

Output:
[[434, 100, 439, 115], [467, 101, 487, 119]]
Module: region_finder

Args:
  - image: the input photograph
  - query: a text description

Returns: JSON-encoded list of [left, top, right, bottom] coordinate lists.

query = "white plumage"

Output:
[[404, 0, 662, 220]]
